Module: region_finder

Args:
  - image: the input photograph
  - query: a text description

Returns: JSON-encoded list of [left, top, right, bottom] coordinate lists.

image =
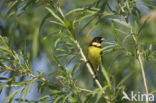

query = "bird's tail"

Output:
[[93, 66, 100, 86]]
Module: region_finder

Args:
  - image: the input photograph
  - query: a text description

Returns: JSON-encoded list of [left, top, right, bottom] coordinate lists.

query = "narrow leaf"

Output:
[[117, 71, 133, 87], [40, 95, 51, 100], [112, 23, 122, 46], [46, 7, 64, 25], [54, 38, 61, 47], [39, 13, 51, 31], [22, 85, 30, 103], [112, 19, 132, 30], [71, 63, 78, 76], [66, 8, 84, 16], [32, 29, 39, 58], [2, 88, 23, 103], [50, 21, 64, 27], [101, 65, 111, 88]]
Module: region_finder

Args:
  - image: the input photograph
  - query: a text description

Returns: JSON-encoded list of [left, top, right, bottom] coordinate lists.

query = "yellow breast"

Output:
[[88, 46, 101, 69]]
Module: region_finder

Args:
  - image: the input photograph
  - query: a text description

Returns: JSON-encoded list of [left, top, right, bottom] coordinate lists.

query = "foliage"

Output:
[[0, 0, 156, 103]]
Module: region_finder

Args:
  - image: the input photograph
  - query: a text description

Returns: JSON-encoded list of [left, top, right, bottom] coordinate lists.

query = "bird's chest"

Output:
[[88, 46, 101, 58], [88, 46, 101, 68]]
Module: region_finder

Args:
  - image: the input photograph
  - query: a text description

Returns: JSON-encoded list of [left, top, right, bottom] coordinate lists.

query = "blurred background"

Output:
[[0, 0, 156, 103]]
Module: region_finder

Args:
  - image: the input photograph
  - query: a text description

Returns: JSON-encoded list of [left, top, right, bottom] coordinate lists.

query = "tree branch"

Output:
[[130, 30, 149, 103], [74, 40, 103, 89]]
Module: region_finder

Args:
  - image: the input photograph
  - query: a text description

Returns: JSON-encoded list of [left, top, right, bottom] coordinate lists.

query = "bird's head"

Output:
[[89, 37, 104, 47], [91, 37, 104, 43]]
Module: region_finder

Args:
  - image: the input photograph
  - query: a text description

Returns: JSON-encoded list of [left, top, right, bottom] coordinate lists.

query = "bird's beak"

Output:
[[101, 38, 105, 41]]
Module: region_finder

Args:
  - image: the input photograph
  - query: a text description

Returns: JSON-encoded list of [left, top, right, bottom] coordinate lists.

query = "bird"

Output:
[[88, 37, 104, 80]]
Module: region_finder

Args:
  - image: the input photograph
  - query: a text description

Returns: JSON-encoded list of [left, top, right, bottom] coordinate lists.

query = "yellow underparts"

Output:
[[88, 44, 101, 69]]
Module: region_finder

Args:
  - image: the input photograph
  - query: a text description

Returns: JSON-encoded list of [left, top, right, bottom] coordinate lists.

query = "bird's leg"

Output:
[[95, 66, 100, 80], [80, 58, 89, 64]]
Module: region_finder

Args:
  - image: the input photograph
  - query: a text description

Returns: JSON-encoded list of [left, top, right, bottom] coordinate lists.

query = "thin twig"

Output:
[[123, 14, 149, 102], [74, 80, 92, 93], [56, 76, 65, 87], [130, 30, 149, 103], [4, 67, 46, 82], [74, 40, 103, 89], [149, 90, 156, 94], [77, 87, 92, 93]]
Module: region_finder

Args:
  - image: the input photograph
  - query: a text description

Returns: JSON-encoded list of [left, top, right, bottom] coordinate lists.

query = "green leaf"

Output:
[[39, 13, 51, 32], [0, 47, 10, 53], [71, 63, 78, 76], [117, 71, 133, 87], [52, 55, 65, 71], [95, 89, 103, 103], [40, 94, 51, 100], [22, 85, 30, 103], [50, 21, 64, 27], [101, 44, 118, 52], [111, 23, 122, 46], [46, 7, 64, 25], [122, 34, 131, 44], [68, 96, 78, 103], [65, 66, 70, 73], [54, 38, 61, 47], [49, 71, 66, 76], [114, 28, 129, 35], [138, 16, 150, 35], [0, 88, 2, 95], [76, 13, 95, 23], [15, 98, 37, 102], [66, 7, 114, 17], [6, 1, 18, 16], [79, 16, 96, 35], [2, 88, 23, 103], [56, 48, 66, 52], [9, 23, 18, 46], [101, 65, 111, 88], [102, 12, 114, 16], [53, 95, 64, 103], [0, 77, 8, 80], [62, 93, 71, 103], [101, 47, 124, 56], [65, 8, 84, 16], [0, 79, 34, 88], [112, 19, 132, 30], [49, 89, 61, 94], [32, 29, 39, 58]]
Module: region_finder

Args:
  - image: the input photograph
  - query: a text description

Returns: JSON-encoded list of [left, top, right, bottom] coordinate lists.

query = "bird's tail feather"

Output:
[[93, 66, 100, 87]]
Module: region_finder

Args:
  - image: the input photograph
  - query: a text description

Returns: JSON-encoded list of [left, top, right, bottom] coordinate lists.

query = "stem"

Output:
[[74, 40, 103, 89], [131, 31, 149, 103], [77, 87, 92, 93], [4, 67, 46, 82], [150, 90, 156, 94]]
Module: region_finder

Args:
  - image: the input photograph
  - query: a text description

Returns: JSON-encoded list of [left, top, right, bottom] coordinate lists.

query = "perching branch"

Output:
[[73, 40, 103, 89], [130, 30, 149, 103], [47, 3, 103, 89]]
